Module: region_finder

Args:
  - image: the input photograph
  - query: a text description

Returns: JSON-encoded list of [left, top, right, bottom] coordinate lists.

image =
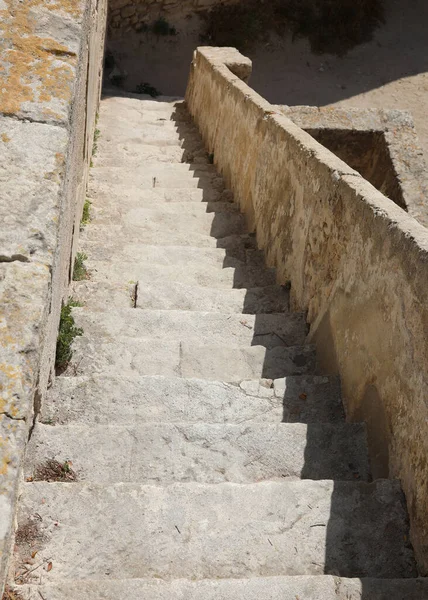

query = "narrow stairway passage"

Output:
[[8, 93, 426, 599]]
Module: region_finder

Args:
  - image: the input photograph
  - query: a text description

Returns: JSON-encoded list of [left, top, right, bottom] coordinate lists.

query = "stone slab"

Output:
[[26, 421, 369, 483], [72, 308, 307, 349], [42, 374, 344, 426], [15, 576, 428, 600], [0, 117, 68, 264], [15, 480, 416, 581], [70, 337, 316, 381]]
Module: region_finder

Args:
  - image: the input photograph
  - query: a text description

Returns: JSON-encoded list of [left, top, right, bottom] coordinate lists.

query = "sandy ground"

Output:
[[108, 0, 428, 161]]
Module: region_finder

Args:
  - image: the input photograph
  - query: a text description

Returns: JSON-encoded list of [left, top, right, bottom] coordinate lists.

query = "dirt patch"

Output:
[[200, 0, 385, 56], [2, 586, 24, 600], [32, 459, 77, 483]]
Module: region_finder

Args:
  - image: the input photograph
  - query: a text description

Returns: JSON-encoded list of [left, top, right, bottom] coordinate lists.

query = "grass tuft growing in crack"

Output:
[[73, 252, 89, 281], [55, 298, 83, 373], [81, 198, 92, 227]]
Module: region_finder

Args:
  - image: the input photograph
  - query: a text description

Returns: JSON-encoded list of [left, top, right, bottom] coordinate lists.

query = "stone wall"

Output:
[[186, 47, 428, 572], [108, 0, 238, 35], [0, 0, 107, 592]]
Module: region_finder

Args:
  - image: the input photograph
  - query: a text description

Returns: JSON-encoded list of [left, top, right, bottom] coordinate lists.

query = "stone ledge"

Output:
[[277, 104, 428, 227]]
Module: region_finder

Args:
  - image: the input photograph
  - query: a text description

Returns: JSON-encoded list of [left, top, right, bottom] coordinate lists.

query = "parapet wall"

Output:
[[0, 0, 107, 591], [186, 47, 428, 572]]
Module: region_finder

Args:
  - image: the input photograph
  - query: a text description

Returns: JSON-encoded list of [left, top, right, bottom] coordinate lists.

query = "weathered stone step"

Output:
[[43, 375, 343, 426], [70, 337, 316, 381], [92, 161, 217, 175], [85, 260, 276, 290], [81, 209, 246, 242], [100, 124, 203, 147], [93, 143, 209, 165], [16, 480, 416, 581], [71, 281, 134, 309], [88, 182, 228, 203], [90, 161, 220, 182], [16, 576, 428, 600], [26, 422, 369, 484], [78, 243, 260, 270], [90, 168, 224, 190], [72, 309, 307, 349], [87, 203, 244, 231], [71, 280, 289, 314]]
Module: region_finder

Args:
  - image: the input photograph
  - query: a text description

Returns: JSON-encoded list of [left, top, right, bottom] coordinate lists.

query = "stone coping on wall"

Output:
[[0, 0, 107, 592], [277, 104, 428, 227], [185, 46, 428, 572]]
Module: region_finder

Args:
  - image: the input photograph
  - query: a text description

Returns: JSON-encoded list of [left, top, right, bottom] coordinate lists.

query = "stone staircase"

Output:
[[9, 94, 428, 599]]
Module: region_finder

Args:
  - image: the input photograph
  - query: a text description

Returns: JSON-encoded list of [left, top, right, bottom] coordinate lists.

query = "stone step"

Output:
[[87, 203, 243, 230], [70, 337, 316, 381], [15, 480, 416, 581], [26, 422, 369, 484], [93, 143, 209, 165], [136, 282, 290, 313], [78, 242, 261, 269], [71, 280, 290, 314], [89, 168, 224, 190], [16, 576, 428, 600], [43, 375, 344, 426], [70, 281, 134, 310], [88, 181, 227, 203], [84, 260, 277, 290], [92, 161, 217, 175], [81, 208, 246, 242], [72, 309, 307, 349], [100, 124, 203, 147]]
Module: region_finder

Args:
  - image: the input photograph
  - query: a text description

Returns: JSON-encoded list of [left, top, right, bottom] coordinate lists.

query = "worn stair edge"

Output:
[[25, 422, 369, 484], [41, 374, 344, 425], [72, 309, 308, 349], [69, 337, 316, 381], [15, 480, 416, 581], [15, 576, 428, 600], [71, 280, 290, 314]]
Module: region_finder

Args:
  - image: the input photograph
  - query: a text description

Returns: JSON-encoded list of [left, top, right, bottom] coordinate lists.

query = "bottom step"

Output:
[[16, 576, 428, 600]]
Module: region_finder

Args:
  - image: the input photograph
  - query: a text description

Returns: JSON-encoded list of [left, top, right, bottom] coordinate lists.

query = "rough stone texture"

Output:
[[278, 105, 428, 227], [42, 374, 345, 425], [72, 308, 308, 348], [26, 421, 370, 483], [15, 480, 416, 581], [108, 0, 240, 36], [186, 46, 428, 571], [0, 0, 107, 592], [13, 577, 428, 600]]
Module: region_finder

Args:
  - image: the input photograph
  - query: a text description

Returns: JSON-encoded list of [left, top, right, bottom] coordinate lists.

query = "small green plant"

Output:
[[92, 127, 100, 157], [73, 252, 89, 281], [81, 198, 92, 227], [152, 17, 177, 36], [135, 82, 162, 98], [55, 298, 83, 372]]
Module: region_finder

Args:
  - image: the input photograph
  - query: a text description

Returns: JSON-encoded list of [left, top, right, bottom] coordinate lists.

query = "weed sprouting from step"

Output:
[[2, 586, 24, 600], [152, 17, 177, 36], [55, 298, 83, 373], [32, 459, 77, 483], [73, 252, 89, 281], [92, 126, 101, 157], [81, 198, 92, 228], [135, 82, 162, 98]]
